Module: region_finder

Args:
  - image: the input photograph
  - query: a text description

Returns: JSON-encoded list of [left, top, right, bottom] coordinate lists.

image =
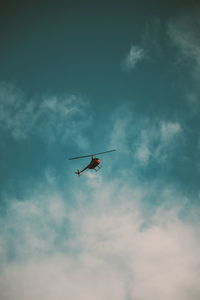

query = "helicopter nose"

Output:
[[97, 159, 100, 164]]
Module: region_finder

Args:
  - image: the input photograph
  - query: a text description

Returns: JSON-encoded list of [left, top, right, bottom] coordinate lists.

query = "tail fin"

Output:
[[75, 170, 80, 176]]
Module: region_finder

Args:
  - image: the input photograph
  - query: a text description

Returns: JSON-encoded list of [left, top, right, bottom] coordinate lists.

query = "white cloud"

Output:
[[160, 121, 181, 143], [135, 121, 182, 164], [0, 82, 91, 146], [109, 117, 131, 153], [110, 109, 182, 166], [122, 45, 145, 71], [135, 143, 151, 164], [0, 173, 200, 300]]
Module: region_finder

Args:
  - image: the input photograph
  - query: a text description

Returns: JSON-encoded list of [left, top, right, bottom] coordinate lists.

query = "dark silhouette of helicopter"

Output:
[[69, 149, 116, 175]]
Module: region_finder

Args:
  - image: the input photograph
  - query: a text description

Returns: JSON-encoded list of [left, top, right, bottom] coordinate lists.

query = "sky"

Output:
[[1, 0, 200, 299]]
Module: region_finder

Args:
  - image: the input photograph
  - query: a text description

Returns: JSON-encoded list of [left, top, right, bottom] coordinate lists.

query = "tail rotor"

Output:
[[75, 170, 81, 176]]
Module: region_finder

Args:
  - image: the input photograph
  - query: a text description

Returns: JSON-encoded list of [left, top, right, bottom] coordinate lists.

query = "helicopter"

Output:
[[68, 149, 116, 175]]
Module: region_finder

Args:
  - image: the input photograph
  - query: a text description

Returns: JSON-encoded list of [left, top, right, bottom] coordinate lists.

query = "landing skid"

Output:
[[94, 165, 102, 172]]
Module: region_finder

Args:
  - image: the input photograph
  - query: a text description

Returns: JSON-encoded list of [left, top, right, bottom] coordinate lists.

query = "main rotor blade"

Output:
[[68, 149, 116, 160]]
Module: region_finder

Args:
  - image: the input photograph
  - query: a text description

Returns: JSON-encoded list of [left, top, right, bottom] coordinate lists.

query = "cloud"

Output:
[[109, 117, 131, 154], [0, 82, 91, 145], [0, 172, 200, 300], [135, 143, 151, 164], [122, 45, 145, 71], [168, 16, 200, 68], [159, 121, 181, 143], [168, 12, 200, 111], [135, 120, 182, 165], [109, 108, 182, 165], [0, 82, 36, 140]]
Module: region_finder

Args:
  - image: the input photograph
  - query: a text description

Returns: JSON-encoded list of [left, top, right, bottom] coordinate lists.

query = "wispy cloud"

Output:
[[109, 117, 131, 153], [121, 45, 145, 71], [0, 173, 200, 300], [0, 82, 91, 146], [168, 12, 200, 112], [109, 108, 182, 165], [135, 121, 182, 164], [168, 17, 200, 68], [0, 82, 36, 139]]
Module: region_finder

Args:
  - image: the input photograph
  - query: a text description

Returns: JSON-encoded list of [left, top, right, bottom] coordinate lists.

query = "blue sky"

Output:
[[1, 1, 200, 299]]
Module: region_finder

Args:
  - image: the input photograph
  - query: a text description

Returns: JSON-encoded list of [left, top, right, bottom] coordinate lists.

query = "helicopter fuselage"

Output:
[[75, 157, 101, 175], [88, 157, 100, 169]]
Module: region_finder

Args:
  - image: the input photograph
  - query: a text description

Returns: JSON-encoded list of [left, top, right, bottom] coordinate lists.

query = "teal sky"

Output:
[[1, 1, 200, 299]]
